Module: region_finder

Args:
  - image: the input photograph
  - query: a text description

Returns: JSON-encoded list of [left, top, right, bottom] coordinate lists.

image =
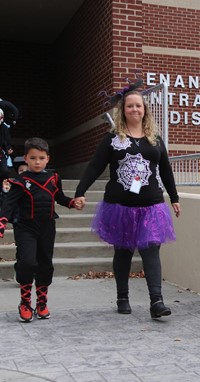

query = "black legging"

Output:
[[14, 219, 55, 286], [113, 245, 162, 304]]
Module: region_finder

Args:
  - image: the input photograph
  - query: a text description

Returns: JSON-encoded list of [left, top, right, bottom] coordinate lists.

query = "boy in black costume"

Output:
[[0, 137, 83, 322]]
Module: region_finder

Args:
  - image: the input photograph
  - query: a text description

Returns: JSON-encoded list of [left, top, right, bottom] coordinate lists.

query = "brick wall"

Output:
[[55, 0, 143, 169], [55, 0, 113, 132], [54, 0, 113, 168], [143, 4, 199, 50], [142, 2, 200, 156], [112, 0, 143, 85]]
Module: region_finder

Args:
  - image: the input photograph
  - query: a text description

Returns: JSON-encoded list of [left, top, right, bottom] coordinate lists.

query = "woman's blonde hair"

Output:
[[112, 91, 157, 145]]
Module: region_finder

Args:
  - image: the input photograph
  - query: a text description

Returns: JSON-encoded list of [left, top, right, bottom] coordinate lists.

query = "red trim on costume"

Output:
[[69, 199, 75, 208], [0, 217, 8, 228], [9, 179, 26, 189], [0, 217, 8, 223], [0, 217, 8, 237], [10, 178, 35, 218], [22, 174, 59, 219], [24, 189, 34, 218], [22, 175, 58, 197]]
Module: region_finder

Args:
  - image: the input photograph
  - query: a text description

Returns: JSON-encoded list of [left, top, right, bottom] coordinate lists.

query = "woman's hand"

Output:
[[172, 202, 181, 218], [74, 197, 86, 210]]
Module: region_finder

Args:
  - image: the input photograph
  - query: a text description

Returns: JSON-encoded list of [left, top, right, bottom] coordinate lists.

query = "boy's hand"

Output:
[[0, 217, 8, 238], [74, 197, 86, 210], [2, 179, 11, 192]]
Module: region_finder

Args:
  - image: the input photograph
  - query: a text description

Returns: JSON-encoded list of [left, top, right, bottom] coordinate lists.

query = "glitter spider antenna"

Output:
[[99, 76, 143, 128]]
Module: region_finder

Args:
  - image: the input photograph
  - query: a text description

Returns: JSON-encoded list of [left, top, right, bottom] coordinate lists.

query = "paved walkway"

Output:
[[1, 276, 200, 381]]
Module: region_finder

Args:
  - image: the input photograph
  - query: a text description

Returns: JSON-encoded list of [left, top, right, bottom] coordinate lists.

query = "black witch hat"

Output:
[[0, 99, 20, 127]]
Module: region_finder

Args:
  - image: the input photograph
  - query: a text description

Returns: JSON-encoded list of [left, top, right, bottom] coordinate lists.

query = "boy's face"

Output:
[[24, 148, 49, 173]]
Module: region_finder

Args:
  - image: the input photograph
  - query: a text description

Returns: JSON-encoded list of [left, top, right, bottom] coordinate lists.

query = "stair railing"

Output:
[[169, 153, 200, 186]]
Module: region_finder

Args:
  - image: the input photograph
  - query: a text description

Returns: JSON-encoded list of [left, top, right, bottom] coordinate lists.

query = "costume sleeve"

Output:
[[75, 133, 112, 197], [4, 126, 12, 152], [1, 124, 12, 153], [54, 174, 74, 208], [158, 137, 179, 203], [0, 181, 23, 221]]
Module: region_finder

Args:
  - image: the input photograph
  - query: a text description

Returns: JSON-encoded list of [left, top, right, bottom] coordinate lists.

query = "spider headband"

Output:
[[99, 78, 143, 107]]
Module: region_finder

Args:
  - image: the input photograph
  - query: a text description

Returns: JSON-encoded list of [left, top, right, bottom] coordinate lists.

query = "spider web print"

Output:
[[111, 135, 132, 151], [156, 164, 164, 190], [116, 153, 152, 190]]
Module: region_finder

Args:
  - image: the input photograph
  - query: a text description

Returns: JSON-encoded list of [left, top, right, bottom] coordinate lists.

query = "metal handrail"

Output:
[[143, 82, 168, 151], [169, 153, 200, 186]]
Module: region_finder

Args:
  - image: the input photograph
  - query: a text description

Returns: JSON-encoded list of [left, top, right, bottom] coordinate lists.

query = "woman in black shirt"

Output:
[[75, 86, 181, 319]]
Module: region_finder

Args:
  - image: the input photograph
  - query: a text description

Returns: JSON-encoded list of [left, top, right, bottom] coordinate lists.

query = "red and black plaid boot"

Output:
[[18, 284, 33, 322], [35, 286, 50, 319]]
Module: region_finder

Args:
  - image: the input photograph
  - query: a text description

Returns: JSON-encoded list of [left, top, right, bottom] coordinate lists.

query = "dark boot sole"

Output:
[[117, 299, 132, 314], [150, 309, 171, 319], [118, 309, 132, 314]]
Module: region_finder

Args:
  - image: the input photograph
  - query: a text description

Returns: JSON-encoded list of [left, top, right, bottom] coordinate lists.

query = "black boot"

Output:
[[150, 300, 171, 319], [117, 299, 132, 314]]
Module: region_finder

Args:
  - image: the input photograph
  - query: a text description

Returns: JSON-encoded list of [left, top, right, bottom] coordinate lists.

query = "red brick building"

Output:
[[0, 0, 199, 177]]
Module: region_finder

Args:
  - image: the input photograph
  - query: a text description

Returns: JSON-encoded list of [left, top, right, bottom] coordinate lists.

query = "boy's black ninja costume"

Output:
[[0, 170, 74, 315]]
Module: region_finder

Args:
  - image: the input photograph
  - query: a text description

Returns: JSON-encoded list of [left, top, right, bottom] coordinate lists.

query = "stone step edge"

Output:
[[57, 214, 94, 218], [5, 227, 95, 234], [57, 201, 97, 204], [0, 257, 142, 266], [3, 228, 96, 238], [6, 215, 94, 222], [0, 258, 143, 278], [0, 241, 113, 250]]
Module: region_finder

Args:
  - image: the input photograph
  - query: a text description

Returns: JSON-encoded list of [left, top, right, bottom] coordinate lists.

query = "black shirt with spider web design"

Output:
[[75, 132, 179, 207]]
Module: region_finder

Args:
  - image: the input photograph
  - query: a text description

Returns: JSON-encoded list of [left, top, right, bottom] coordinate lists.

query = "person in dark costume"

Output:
[[0, 137, 83, 322], [0, 99, 20, 197], [13, 156, 28, 175], [74, 80, 181, 319], [0, 108, 13, 194], [0, 99, 19, 128]]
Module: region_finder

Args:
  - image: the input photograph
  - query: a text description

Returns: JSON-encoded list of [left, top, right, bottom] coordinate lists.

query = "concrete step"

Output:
[[1, 228, 102, 244], [61, 179, 107, 191], [54, 228, 102, 243], [56, 214, 93, 228], [55, 202, 97, 214], [0, 241, 116, 259], [5, 215, 94, 229], [0, 257, 142, 279], [0, 240, 141, 259], [62, 190, 104, 202]]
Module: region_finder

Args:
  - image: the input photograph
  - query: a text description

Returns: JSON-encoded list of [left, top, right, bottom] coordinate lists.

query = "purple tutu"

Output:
[[91, 201, 176, 250]]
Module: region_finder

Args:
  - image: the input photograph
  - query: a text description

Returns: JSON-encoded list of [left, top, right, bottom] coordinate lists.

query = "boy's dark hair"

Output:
[[24, 137, 49, 155]]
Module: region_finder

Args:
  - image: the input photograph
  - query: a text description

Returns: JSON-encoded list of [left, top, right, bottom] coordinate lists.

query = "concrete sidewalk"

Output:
[[1, 276, 200, 381]]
